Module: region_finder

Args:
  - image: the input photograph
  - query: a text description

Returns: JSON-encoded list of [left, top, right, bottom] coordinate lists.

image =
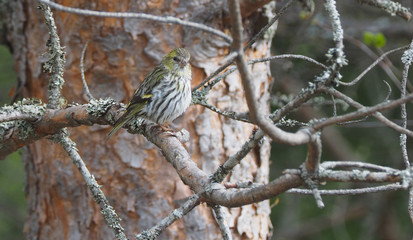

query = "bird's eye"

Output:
[[173, 57, 179, 62]]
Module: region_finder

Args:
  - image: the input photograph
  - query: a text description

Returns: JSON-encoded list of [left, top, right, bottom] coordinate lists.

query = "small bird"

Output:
[[106, 48, 192, 140]]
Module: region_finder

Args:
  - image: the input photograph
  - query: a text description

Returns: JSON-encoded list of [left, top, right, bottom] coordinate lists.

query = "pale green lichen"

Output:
[[380, 1, 410, 17], [0, 98, 46, 140], [401, 48, 413, 66], [86, 98, 116, 118], [127, 118, 145, 135], [191, 89, 208, 105], [0, 98, 45, 117]]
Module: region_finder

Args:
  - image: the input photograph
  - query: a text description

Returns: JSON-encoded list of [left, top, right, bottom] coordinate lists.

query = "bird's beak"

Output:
[[179, 60, 187, 68]]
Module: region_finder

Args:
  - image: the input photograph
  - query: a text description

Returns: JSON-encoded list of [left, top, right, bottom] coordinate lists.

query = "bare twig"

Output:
[[322, 87, 413, 137], [321, 161, 398, 173], [312, 92, 413, 136], [38, 3, 65, 109], [136, 195, 200, 240], [197, 101, 250, 123], [80, 40, 94, 101], [250, 54, 327, 69], [288, 183, 405, 195], [55, 129, 127, 240], [212, 205, 232, 240], [409, 187, 413, 223], [211, 130, 264, 182], [338, 45, 409, 86], [382, 80, 392, 102], [38, 0, 232, 43]]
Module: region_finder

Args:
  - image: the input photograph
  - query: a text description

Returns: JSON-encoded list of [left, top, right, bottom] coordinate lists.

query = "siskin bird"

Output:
[[106, 48, 192, 140]]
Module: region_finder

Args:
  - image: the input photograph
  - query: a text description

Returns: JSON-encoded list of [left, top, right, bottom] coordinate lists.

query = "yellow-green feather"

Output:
[[106, 101, 147, 140]]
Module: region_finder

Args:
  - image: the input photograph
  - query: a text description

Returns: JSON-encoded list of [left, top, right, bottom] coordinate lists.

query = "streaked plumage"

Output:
[[107, 48, 192, 139]]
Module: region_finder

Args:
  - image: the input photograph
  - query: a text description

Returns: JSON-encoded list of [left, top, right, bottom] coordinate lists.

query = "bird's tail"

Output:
[[106, 114, 131, 141]]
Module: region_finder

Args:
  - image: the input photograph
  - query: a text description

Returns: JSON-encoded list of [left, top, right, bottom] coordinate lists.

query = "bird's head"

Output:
[[162, 48, 191, 74]]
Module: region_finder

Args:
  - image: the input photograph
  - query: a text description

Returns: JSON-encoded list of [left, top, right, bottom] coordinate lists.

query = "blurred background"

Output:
[[269, 1, 413, 239], [0, 44, 25, 240], [0, 1, 412, 239]]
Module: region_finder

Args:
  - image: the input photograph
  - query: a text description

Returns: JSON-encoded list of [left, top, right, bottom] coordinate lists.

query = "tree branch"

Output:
[[322, 87, 413, 136], [212, 205, 232, 240], [38, 3, 65, 109], [80, 40, 94, 101], [38, 0, 232, 43], [356, 0, 412, 21], [55, 129, 127, 240], [136, 195, 201, 240]]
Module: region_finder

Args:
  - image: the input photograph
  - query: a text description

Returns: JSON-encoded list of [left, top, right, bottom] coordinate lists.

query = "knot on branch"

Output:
[[86, 98, 116, 119]]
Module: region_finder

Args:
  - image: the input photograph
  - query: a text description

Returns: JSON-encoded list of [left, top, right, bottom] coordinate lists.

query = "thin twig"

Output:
[[136, 195, 200, 240], [192, 53, 238, 91], [312, 92, 413, 136], [243, 0, 293, 50], [409, 187, 413, 223], [338, 45, 409, 86], [80, 40, 94, 101], [288, 183, 405, 195], [322, 87, 413, 137], [55, 130, 127, 240], [211, 205, 232, 240], [211, 129, 264, 182], [249, 54, 327, 69], [321, 161, 398, 173], [38, 0, 232, 43], [196, 101, 250, 123], [382, 80, 392, 102]]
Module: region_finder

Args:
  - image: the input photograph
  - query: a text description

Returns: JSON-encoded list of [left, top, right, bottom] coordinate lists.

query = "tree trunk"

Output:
[[3, 1, 273, 239]]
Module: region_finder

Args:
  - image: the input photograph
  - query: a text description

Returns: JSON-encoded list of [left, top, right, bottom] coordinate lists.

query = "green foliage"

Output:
[[363, 32, 387, 48]]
